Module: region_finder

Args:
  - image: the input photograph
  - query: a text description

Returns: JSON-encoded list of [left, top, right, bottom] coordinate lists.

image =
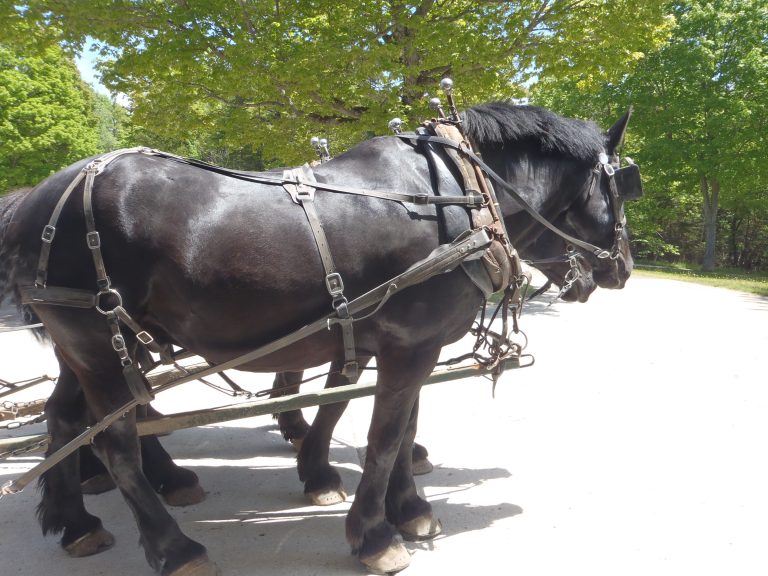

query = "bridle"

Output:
[[397, 131, 643, 302], [592, 152, 630, 261]]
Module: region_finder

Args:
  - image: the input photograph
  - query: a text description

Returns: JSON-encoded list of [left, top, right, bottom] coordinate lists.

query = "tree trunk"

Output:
[[701, 175, 719, 272], [728, 212, 742, 267]]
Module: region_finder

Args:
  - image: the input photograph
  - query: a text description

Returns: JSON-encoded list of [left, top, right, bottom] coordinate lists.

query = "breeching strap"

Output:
[[283, 165, 359, 382]]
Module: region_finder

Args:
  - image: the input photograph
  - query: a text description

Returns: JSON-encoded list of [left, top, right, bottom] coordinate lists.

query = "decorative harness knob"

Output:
[[388, 118, 403, 134]]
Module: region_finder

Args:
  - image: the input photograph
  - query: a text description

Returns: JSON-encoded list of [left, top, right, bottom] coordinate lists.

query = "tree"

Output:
[[0, 43, 100, 192], [534, 0, 768, 271], [5, 1, 671, 165], [92, 92, 131, 152]]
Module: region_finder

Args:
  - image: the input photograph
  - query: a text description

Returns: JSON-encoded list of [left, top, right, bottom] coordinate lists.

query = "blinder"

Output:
[[611, 162, 644, 201]]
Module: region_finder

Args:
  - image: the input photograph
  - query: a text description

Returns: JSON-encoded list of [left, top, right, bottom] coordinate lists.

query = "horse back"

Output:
[[7, 140, 481, 366]]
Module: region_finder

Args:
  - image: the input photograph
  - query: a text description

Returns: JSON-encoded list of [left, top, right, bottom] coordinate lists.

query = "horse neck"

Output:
[[478, 146, 585, 251]]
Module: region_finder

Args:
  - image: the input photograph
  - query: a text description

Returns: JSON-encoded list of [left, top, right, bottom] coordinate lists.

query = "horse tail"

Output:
[[0, 188, 45, 332], [0, 189, 27, 302]]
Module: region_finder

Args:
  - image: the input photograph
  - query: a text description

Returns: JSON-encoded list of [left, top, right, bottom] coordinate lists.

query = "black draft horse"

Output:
[[0, 102, 635, 575]]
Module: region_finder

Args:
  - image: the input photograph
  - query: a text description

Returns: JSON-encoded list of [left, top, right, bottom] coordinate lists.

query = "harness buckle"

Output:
[[136, 331, 154, 346], [41, 225, 56, 243], [86, 231, 101, 249], [325, 273, 345, 298], [296, 184, 315, 202], [111, 334, 127, 354], [333, 297, 350, 320], [468, 194, 483, 206]]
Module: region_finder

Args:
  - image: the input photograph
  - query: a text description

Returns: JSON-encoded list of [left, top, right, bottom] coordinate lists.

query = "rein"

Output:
[[397, 133, 625, 260]]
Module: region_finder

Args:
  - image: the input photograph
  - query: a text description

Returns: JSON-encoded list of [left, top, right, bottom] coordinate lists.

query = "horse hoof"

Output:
[[290, 437, 304, 452], [411, 457, 434, 476], [360, 542, 411, 575], [398, 514, 442, 541], [162, 483, 206, 507], [306, 487, 347, 506], [81, 473, 117, 495], [165, 556, 221, 576], [63, 527, 115, 557]]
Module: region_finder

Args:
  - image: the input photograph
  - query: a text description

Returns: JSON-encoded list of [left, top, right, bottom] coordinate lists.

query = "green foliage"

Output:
[[7, 1, 669, 165], [635, 265, 768, 297], [0, 43, 100, 192], [533, 0, 768, 271], [92, 92, 130, 152]]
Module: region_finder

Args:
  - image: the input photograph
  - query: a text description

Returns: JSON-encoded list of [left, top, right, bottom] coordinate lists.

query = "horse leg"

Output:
[[49, 327, 216, 575], [81, 427, 203, 506], [271, 371, 309, 449], [80, 406, 204, 506], [85, 388, 215, 575], [299, 356, 433, 506], [38, 354, 115, 557], [346, 347, 441, 574], [386, 397, 441, 541], [297, 360, 353, 506], [140, 428, 206, 507], [79, 444, 117, 495]]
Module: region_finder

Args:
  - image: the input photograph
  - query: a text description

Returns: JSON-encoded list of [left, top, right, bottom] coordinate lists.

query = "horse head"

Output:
[[463, 103, 641, 302], [548, 108, 639, 298]]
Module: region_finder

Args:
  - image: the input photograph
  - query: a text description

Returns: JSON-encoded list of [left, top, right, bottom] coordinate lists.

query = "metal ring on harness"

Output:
[[95, 289, 123, 315]]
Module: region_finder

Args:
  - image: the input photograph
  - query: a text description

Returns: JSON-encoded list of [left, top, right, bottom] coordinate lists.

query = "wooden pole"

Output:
[[0, 357, 524, 457]]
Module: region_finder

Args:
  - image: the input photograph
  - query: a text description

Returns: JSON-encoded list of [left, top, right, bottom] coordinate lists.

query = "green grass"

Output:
[[635, 262, 768, 297]]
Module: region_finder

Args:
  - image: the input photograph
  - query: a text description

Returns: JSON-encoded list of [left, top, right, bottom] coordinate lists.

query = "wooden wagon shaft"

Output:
[[0, 357, 523, 456], [0, 375, 56, 401], [0, 399, 46, 421]]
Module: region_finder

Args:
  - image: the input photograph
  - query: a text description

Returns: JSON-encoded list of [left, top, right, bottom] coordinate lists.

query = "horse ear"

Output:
[[605, 106, 633, 154]]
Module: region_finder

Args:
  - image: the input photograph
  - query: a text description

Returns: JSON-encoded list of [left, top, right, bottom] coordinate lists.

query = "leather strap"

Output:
[[426, 124, 521, 299], [284, 166, 358, 381], [147, 150, 482, 207], [20, 286, 97, 308], [30, 148, 164, 369], [35, 170, 87, 287], [398, 133, 614, 258]]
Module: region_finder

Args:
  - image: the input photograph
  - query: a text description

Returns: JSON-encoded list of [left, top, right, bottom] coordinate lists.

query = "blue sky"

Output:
[[75, 41, 109, 96]]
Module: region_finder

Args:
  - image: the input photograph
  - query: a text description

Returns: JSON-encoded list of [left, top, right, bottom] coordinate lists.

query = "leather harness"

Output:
[[16, 122, 634, 407], [1, 121, 641, 498], [19, 126, 523, 403]]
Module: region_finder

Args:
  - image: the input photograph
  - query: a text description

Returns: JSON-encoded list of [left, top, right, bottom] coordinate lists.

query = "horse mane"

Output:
[[463, 101, 605, 163]]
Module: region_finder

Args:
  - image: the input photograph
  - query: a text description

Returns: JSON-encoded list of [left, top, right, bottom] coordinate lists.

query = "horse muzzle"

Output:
[[593, 247, 633, 289]]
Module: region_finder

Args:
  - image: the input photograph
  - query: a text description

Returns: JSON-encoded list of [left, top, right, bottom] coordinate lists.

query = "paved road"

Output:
[[1, 276, 766, 576]]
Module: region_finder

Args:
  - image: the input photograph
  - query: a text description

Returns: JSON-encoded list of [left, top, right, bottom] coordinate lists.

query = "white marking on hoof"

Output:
[[63, 526, 115, 557], [307, 487, 347, 506], [398, 514, 443, 541], [360, 541, 411, 575], [162, 483, 206, 507], [166, 555, 221, 576], [411, 457, 434, 476]]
